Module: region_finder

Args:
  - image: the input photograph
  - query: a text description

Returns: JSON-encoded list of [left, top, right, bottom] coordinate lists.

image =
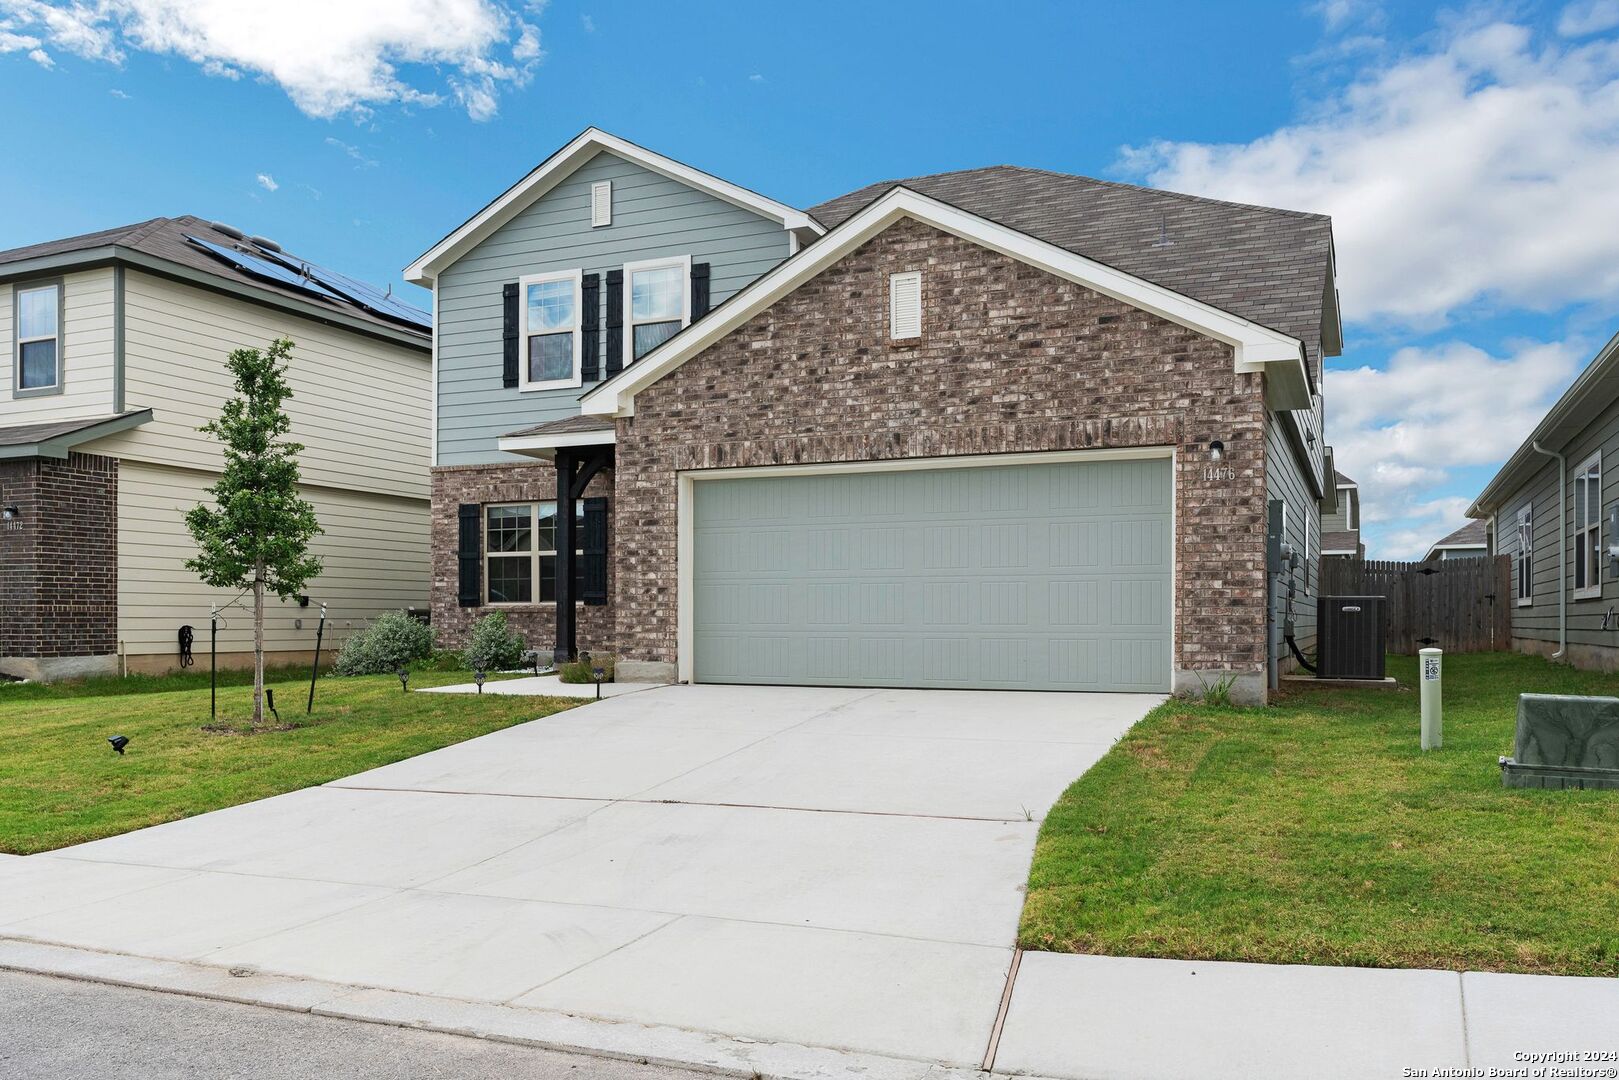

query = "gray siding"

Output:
[[1322, 488, 1357, 534], [1497, 392, 1619, 653], [1266, 409, 1322, 657], [436, 150, 794, 465]]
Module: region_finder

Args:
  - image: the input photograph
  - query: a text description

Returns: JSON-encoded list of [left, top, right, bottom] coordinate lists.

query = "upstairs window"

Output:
[[519, 270, 582, 389], [625, 256, 688, 361], [1574, 453, 1602, 598], [1515, 504, 1534, 606], [15, 282, 61, 392]]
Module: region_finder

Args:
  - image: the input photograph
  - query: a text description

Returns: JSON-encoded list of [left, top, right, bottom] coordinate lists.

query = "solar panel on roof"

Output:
[[256, 246, 431, 330], [184, 235, 346, 305]]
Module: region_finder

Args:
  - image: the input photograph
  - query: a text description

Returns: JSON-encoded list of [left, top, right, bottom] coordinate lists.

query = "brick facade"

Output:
[[612, 218, 1270, 686], [430, 461, 614, 656], [0, 452, 119, 664]]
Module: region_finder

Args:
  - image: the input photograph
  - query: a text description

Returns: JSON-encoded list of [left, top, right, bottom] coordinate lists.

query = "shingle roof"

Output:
[[0, 217, 429, 341], [810, 166, 1335, 370], [1334, 470, 1357, 486], [1431, 519, 1488, 549], [1322, 530, 1362, 553], [0, 411, 152, 451], [502, 414, 615, 438]]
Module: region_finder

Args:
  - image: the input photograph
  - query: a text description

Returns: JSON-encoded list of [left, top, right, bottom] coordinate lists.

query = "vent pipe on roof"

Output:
[[210, 222, 247, 240], [249, 235, 282, 252]]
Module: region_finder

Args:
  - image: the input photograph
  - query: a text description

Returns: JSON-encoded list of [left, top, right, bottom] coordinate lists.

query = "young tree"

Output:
[[185, 338, 322, 726]]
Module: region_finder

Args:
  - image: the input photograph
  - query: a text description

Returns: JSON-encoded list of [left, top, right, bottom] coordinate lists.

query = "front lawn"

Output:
[[0, 668, 579, 855], [1020, 652, 1619, 976]]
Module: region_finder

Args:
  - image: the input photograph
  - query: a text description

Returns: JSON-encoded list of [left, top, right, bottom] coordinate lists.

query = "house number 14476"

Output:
[[1203, 464, 1236, 482]]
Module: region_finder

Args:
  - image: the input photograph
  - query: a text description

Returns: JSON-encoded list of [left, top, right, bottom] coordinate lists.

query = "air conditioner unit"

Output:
[[1316, 595, 1385, 680]]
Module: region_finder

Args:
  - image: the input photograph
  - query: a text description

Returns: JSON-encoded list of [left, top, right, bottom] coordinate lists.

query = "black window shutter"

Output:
[[501, 283, 520, 388], [581, 497, 608, 606], [457, 504, 483, 607], [691, 262, 711, 321], [580, 273, 601, 382], [604, 269, 624, 376]]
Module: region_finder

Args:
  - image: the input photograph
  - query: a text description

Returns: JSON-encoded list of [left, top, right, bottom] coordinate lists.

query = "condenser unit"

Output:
[[1316, 595, 1386, 680]]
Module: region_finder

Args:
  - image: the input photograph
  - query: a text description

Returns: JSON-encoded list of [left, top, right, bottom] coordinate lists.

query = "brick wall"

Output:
[[0, 452, 118, 660], [613, 217, 1270, 680], [430, 461, 614, 656]]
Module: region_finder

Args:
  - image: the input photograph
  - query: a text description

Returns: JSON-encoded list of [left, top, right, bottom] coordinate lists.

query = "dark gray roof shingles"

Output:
[[502, 414, 616, 438], [0, 412, 146, 449], [809, 166, 1334, 370], [0, 217, 429, 341], [1432, 519, 1488, 549]]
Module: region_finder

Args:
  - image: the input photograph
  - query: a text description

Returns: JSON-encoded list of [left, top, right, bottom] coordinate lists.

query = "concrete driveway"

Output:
[[0, 684, 1155, 1070]]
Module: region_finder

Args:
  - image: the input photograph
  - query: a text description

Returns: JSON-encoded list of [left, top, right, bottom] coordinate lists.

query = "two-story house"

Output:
[[0, 217, 431, 680], [1322, 470, 1365, 559], [409, 129, 1340, 703]]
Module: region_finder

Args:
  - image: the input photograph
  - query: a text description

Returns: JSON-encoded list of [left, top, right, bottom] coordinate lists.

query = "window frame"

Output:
[[1515, 503, 1534, 607], [517, 268, 584, 392], [1572, 452, 1602, 600], [13, 278, 64, 397], [622, 254, 690, 364], [482, 501, 585, 607]]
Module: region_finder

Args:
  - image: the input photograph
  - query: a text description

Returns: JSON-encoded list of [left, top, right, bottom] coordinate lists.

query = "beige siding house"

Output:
[[0, 218, 431, 679]]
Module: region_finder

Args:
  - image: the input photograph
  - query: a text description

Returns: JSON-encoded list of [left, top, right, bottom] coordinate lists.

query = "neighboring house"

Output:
[[1423, 519, 1488, 561], [1470, 330, 1619, 672], [408, 128, 1340, 704], [0, 218, 431, 680], [1321, 470, 1364, 558]]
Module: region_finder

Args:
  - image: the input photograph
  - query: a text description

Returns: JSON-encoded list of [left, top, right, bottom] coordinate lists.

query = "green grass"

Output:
[[1020, 652, 1619, 976], [0, 667, 579, 855]]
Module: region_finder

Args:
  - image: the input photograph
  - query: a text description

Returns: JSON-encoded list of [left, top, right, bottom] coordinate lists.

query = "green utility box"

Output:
[[1500, 694, 1619, 790]]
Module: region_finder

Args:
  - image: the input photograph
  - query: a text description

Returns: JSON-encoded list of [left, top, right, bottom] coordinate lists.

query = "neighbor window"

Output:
[[1515, 504, 1534, 606], [15, 281, 61, 392], [484, 502, 584, 604], [625, 256, 688, 361], [1573, 453, 1602, 599], [519, 270, 582, 389]]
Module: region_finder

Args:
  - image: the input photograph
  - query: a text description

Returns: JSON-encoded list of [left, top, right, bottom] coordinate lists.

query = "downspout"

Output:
[[1531, 441, 1567, 660]]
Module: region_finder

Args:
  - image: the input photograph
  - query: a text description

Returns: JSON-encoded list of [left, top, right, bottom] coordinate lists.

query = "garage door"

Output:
[[690, 457, 1172, 692]]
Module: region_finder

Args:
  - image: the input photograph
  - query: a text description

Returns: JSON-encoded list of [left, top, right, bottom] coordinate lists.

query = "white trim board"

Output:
[[582, 186, 1311, 419], [674, 445, 1176, 686], [496, 428, 615, 460], [404, 128, 822, 285]]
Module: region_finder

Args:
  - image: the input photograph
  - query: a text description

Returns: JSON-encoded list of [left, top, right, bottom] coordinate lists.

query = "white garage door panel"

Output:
[[691, 458, 1172, 692]]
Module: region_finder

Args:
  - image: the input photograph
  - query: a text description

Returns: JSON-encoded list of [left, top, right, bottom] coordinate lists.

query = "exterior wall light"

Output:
[[1, 505, 18, 521], [1209, 441, 1225, 463]]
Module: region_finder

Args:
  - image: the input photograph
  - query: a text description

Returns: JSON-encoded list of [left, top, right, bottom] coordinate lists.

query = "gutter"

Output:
[[1531, 441, 1567, 660]]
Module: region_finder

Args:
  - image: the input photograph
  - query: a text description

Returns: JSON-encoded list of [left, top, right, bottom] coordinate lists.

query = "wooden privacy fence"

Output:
[[1318, 555, 1512, 654]]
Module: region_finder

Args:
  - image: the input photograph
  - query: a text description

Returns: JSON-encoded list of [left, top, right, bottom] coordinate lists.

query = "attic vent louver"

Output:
[[890, 271, 922, 340], [591, 181, 612, 227]]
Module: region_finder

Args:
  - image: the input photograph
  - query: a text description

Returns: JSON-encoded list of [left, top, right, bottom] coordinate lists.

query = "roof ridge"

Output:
[[117, 216, 178, 246]]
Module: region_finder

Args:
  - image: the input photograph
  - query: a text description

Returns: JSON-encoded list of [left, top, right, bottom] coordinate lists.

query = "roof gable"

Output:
[[405, 128, 821, 285], [580, 186, 1311, 418], [811, 165, 1338, 368]]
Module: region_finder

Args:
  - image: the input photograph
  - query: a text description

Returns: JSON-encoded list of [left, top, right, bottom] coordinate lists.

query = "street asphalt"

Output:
[[0, 968, 706, 1080]]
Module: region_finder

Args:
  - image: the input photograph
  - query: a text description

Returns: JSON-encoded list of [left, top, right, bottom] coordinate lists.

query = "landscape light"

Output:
[[473, 669, 486, 694], [396, 666, 410, 693], [107, 735, 129, 755], [593, 665, 605, 700]]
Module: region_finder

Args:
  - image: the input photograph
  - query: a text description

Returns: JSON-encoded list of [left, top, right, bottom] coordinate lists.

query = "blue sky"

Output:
[[4, 0, 1617, 558]]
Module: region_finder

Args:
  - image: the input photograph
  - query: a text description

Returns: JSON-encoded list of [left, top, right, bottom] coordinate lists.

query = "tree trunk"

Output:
[[252, 562, 266, 727]]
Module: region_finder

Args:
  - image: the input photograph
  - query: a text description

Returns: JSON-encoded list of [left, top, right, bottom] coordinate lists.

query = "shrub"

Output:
[[334, 611, 434, 676], [464, 610, 526, 672], [558, 653, 615, 684]]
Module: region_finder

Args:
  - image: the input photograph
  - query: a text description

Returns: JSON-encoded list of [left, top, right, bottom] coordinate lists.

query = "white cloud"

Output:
[[1327, 339, 1583, 557], [1, 0, 546, 120], [1121, 18, 1619, 327], [27, 45, 51, 66], [324, 135, 377, 168], [1559, 0, 1619, 37], [255, 172, 278, 192], [748, 72, 764, 82], [580, 14, 593, 32], [108, 86, 128, 97]]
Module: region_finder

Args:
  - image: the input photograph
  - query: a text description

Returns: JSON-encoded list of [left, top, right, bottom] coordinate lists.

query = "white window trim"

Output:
[[517, 268, 584, 392], [484, 501, 583, 606], [1573, 452, 1602, 600], [14, 279, 64, 396], [622, 255, 691, 365], [1516, 503, 1534, 607]]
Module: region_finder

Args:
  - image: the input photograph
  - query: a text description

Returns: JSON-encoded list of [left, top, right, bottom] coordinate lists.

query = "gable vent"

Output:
[[890, 271, 922, 340], [591, 181, 612, 227]]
